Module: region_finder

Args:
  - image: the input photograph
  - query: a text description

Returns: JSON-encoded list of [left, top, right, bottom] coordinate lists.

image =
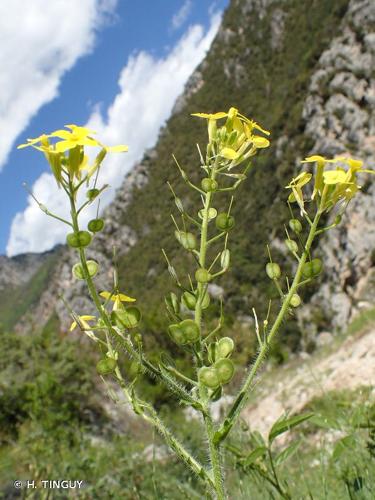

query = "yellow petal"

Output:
[[191, 112, 228, 119], [100, 291, 112, 300], [117, 293, 136, 302], [220, 147, 239, 160], [252, 136, 270, 149], [323, 170, 349, 185], [301, 155, 326, 163], [69, 321, 77, 331]]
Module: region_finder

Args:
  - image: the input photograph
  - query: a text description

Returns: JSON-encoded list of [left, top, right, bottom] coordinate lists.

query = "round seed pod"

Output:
[[96, 357, 117, 375], [199, 367, 220, 389], [290, 293, 301, 308], [285, 239, 298, 253], [201, 178, 218, 192], [72, 260, 99, 280], [179, 319, 200, 343], [302, 261, 313, 279], [266, 262, 281, 280], [311, 258, 323, 276], [88, 218, 105, 233], [216, 337, 234, 359], [180, 232, 197, 251], [86, 188, 100, 201], [289, 219, 302, 233], [195, 268, 211, 283], [215, 213, 235, 232], [215, 358, 235, 384], [182, 291, 196, 310], [66, 231, 92, 248], [168, 324, 186, 345], [112, 307, 141, 329]]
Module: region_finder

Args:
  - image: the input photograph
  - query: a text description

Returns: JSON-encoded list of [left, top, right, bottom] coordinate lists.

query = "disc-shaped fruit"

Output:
[[214, 358, 235, 384]]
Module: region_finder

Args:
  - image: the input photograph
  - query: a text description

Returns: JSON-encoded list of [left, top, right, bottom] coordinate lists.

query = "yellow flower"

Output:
[[191, 112, 228, 120], [69, 315, 96, 331], [286, 172, 312, 213], [100, 290, 136, 311], [322, 169, 350, 185]]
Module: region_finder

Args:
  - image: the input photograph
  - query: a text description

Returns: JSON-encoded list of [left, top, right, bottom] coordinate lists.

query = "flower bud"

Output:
[[96, 357, 117, 375], [285, 239, 298, 253], [290, 293, 301, 307], [195, 268, 211, 283], [112, 307, 141, 329], [215, 213, 235, 232], [266, 262, 281, 280], [214, 358, 235, 384], [199, 367, 220, 389], [66, 231, 92, 248], [72, 260, 99, 280], [179, 319, 200, 343], [88, 218, 105, 233], [216, 337, 234, 359], [289, 219, 302, 233], [86, 188, 100, 201], [201, 178, 218, 192]]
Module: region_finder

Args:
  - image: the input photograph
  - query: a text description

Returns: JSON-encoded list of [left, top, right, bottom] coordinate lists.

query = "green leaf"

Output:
[[241, 446, 267, 467], [310, 414, 341, 430], [268, 412, 314, 443], [274, 439, 301, 466], [332, 434, 356, 462]]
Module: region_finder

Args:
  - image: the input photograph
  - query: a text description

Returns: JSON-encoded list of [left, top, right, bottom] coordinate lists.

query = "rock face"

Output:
[[298, 0, 375, 334], [0, 252, 49, 292]]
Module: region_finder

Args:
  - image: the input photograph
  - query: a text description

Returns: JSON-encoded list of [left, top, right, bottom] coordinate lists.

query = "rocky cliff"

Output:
[[1, 0, 374, 354]]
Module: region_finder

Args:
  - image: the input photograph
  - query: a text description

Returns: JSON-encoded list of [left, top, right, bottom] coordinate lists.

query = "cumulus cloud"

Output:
[[171, 0, 193, 31], [0, 0, 117, 170], [7, 12, 222, 256]]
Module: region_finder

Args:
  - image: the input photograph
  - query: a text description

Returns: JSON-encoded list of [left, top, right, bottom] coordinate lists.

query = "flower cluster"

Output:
[[18, 124, 127, 186]]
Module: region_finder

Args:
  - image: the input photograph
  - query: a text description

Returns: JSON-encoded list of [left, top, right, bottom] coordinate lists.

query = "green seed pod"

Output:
[[182, 291, 196, 310], [285, 239, 298, 253], [88, 218, 105, 233], [215, 358, 235, 384], [220, 249, 230, 270], [96, 357, 117, 375], [216, 337, 234, 359], [181, 232, 197, 250], [302, 262, 313, 279], [179, 319, 200, 343], [199, 366, 221, 389], [195, 268, 211, 283], [168, 324, 186, 345], [201, 178, 218, 192], [201, 289, 210, 309], [66, 231, 92, 248], [215, 213, 235, 232], [311, 258, 323, 276], [72, 260, 99, 280], [266, 262, 281, 280], [290, 293, 301, 308], [112, 307, 141, 329], [334, 214, 342, 225], [289, 219, 302, 233], [86, 188, 100, 201]]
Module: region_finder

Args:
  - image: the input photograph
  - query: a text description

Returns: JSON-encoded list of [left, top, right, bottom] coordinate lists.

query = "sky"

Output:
[[0, 0, 228, 256]]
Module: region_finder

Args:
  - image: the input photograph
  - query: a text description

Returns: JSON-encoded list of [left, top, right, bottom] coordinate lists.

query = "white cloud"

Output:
[[0, 0, 117, 171], [7, 12, 222, 256], [171, 0, 193, 31]]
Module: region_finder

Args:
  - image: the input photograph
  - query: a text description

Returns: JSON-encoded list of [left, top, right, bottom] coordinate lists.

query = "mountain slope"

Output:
[[2, 0, 374, 358]]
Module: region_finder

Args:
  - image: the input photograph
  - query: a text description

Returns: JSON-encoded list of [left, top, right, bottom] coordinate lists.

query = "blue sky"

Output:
[[0, 0, 228, 256]]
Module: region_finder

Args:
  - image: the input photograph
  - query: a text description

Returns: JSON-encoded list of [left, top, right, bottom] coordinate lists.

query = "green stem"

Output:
[[215, 206, 323, 444], [193, 160, 226, 499]]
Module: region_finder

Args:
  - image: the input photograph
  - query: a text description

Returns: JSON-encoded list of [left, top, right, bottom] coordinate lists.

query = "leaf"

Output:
[[332, 434, 356, 462], [309, 414, 340, 430], [274, 439, 301, 466], [268, 412, 314, 443], [241, 446, 267, 467]]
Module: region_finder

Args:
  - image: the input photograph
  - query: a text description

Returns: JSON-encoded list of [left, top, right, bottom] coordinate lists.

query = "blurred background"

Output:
[[0, 0, 374, 497]]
